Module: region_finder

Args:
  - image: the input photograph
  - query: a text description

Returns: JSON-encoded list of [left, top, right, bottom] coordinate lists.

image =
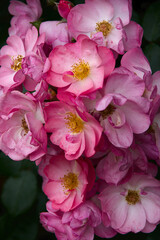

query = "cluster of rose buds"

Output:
[[1, 0, 160, 239]]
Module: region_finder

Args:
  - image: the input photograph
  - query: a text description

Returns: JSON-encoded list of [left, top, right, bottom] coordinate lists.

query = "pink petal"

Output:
[[120, 203, 146, 233]]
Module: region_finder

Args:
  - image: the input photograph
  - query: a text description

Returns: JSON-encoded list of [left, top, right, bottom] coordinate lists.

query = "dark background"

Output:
[[0, 0, 160, 239]]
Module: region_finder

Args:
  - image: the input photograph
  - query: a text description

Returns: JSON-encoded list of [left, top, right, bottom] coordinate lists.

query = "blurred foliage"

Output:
[[1, 0, 160, 240]]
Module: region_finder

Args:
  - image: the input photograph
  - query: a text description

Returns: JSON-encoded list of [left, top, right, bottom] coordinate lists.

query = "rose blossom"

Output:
[[121, 47, 151, 80], [8, 0, 42, 39], [44, 101, 103, 160], [0, 26, 46, 92], [96, 143, 152, 185], [58, 0, 73, 19], [46, 34, 115, 96], [99, 173, 160, 233], [39, 21, 70, 48], [95, 67, 150, 148], [40, 199, 102, 240], [41, 154, 95, 212], [67, 0, 132, 53], [0, 90, 47, 161]]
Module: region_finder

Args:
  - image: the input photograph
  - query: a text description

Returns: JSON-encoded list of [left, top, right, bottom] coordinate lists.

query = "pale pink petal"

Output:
[[123, 21, 143, 51], [120, 204, 146, 233], [44, 181, 68, 203], [120, 101, 150, 134]]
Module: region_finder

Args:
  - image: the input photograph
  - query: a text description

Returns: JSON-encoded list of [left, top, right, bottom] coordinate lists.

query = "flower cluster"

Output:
[[1, 0, 160, 239]]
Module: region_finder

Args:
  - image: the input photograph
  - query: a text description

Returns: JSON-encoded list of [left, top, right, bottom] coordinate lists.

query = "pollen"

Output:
[[125, 189, 140, 205], [71, 59, 90, 80], [100, 104, 115, 119], [65, 112, 84, 134], [96, 20, 112, 37], [61, 172, 79, 191], [21, 117, 29, 135], [11, 55, 23, 71]]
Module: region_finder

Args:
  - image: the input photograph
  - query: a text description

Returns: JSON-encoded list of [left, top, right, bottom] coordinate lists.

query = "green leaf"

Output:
[[0, 151, 22, 176], [1, 170, 37, 216], [142, 1, 160, 42], [144, 43, 160, 73]]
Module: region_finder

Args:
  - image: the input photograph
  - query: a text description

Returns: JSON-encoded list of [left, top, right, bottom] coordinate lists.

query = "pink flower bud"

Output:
[[58, 0, 73, 19]]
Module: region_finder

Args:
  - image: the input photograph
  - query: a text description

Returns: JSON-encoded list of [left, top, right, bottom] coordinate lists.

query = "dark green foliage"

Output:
[[1, 171, 37, 216]]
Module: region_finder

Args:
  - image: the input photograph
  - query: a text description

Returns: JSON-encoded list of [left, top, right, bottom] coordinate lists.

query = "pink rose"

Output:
[[67, 0, 132, 53], [44, 101, 103, 160], [0, 26, 46, 92], [0, 90, 47, 161], [58, 0, 73, 19], [41, 154, 95, 212], [9, 0, 42, 38], [46, 34, 115, 96], [99, 173, 160, 233]]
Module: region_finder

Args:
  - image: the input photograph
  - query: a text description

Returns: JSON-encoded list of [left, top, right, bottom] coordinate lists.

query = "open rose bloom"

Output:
[[1, 0, 160, 239]]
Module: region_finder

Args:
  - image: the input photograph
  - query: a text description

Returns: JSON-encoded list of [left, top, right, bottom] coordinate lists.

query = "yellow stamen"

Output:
[[11, 55, 23, 71], [61, 172, 79, 192], [21, 117, 29, 135], [96, 20, 112, 37], [65, 112, 84, 134], [100, 104, 115, 119], [48, 87, 57, 101], [125, 190, 140, 205], [72, 59, 90, 80]]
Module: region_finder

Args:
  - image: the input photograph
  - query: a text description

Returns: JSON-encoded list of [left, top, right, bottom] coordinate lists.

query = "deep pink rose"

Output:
[[41, 154, 95, 212]]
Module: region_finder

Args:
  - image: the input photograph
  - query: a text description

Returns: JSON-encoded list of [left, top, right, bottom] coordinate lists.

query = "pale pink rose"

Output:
[[123, 21, 143, 51], [0, 26, 45, 92], [0, 91, 47, 161], [39, 21, 70, 48], [95, 68, 150, 148], [44, 101, 103, 160], [99, 173, 160, 233], [8, 0, 42, 38], [46, 34, 115, 96], [67, 0, 132, 54], [58, 0, 73, 19], [41, 154, 95, 212]]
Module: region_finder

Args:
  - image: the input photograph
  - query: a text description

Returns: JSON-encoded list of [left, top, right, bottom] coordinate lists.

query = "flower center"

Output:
[[96, 20, 112, 37], [11, 55, 23, 71], [61, 172, 79, 191], [125, 190, 140, 205], [100, 104, 115, 119], [65, 112, 84, 134], [21, 117, 29, 135], [72, 59, 90, 80]]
